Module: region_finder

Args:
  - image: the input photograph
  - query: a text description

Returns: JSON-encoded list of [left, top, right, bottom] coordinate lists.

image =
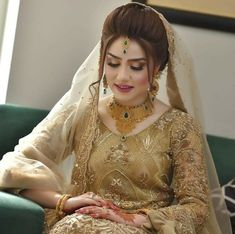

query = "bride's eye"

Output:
[[130, 65, 145, 71], [107, 62, 120, 68]]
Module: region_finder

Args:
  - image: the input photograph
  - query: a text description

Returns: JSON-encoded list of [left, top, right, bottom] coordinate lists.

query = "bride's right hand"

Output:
[[63, 192, 119, 214]]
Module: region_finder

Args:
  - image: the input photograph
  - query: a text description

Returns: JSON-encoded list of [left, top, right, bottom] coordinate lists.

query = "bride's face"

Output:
[[104, 37, 154, 106]]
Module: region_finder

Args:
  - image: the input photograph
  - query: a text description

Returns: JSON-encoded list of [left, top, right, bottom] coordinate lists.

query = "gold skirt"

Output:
[[44, 210, 147, 234]]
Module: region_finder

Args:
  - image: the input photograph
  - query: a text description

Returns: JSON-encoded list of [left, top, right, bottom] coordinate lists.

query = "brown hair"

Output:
[[98, 3, 169, 83]]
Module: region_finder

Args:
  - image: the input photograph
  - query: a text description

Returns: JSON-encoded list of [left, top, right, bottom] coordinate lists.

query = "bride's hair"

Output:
[[98, 3, 169, 82]]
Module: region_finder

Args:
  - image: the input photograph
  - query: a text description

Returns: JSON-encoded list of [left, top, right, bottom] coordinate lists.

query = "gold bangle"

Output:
[[136, 208, 149, 215], [56, 194, 72, 218]]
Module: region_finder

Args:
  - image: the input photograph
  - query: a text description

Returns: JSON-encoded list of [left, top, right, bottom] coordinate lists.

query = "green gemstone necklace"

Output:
[[107, 95, 153, 135]]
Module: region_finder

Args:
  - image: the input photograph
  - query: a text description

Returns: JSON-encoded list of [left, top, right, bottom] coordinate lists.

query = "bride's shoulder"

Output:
[[153, 99, 197, 125], [98, 96, 111, 120], [153, 99, 170, 114]]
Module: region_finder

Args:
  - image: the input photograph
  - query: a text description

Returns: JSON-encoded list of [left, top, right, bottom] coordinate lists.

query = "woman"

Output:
[[0, 2, 232, 233]]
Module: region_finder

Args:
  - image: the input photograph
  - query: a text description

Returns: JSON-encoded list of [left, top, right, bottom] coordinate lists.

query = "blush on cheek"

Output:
[[138, 77, 149, 86]]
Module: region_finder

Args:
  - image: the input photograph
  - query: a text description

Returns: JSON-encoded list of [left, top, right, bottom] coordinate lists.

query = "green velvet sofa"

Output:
[[0, 104, 234, 234], [0, 104, 49, 234]]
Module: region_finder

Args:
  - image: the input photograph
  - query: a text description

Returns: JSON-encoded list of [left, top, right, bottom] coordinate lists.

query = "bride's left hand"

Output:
[[75, 206, 148, 227]]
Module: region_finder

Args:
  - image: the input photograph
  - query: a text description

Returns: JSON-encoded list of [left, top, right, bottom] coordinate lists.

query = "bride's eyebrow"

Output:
[[107, 52, 146, 62], [107, 52, 121, 59]]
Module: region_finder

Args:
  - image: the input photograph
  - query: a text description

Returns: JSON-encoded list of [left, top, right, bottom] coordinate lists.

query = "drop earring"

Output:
[[103, 75, 108, 94], [150, 80, 159, 101], [149, 72, 161, 101]]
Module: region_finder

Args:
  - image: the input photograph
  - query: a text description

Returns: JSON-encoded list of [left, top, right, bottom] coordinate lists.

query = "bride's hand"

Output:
[[63, 192, 119, 214], [75, 206, 147, 227]]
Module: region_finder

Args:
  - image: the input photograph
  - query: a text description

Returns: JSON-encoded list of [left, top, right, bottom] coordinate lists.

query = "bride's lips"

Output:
[[114, 84, 134, 93]]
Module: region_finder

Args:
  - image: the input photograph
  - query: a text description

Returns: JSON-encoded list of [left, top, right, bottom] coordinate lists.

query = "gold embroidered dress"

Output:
[[49, 108, 208, 233]]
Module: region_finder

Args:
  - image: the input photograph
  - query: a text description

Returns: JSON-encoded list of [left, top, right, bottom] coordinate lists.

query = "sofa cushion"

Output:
[[207, 135, 235, 185], [0, 191, 44, 234]]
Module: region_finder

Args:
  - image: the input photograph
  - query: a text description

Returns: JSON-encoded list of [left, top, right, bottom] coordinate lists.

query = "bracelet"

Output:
[[136, 208, 149, 215], [55, 194, 72, 218]]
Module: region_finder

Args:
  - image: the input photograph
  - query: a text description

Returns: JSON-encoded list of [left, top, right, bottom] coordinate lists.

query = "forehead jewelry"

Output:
[[122, 37, 130, 54]]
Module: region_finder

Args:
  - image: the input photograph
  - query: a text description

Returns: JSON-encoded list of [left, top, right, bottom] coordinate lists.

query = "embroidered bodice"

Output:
[[86, 108, 209, 233]]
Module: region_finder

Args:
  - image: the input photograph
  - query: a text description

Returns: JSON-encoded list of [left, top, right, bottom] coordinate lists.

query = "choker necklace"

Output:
[[107, 96, 153, 135]]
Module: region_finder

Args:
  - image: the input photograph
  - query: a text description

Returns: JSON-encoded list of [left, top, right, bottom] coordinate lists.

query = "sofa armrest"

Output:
[[0, 191, 44, 234]]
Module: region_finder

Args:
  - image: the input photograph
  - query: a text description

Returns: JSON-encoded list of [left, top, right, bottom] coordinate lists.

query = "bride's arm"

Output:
[[20, 189, 118, 215], [20, 189, 62, 209]]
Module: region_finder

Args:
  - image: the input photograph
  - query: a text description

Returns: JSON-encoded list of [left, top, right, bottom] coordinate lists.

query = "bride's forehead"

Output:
[[107, 37, 146, 58]]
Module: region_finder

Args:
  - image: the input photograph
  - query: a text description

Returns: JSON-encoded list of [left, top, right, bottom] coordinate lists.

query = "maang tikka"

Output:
[[122, 37, 130, 54]]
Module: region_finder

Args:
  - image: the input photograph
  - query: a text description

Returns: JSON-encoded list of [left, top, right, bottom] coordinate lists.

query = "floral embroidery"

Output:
[[142, 135, 154, 152], [111, 178, 123, 186], [138, 172, 149, 188], [86, 166, 95, 185], [105, 144, 130, 165], [104, 177, 131, 204]]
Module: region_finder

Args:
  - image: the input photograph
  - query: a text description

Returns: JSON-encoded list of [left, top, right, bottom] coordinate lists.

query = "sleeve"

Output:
[[0, 104, 78, 192], [142, 112, 209, 234]]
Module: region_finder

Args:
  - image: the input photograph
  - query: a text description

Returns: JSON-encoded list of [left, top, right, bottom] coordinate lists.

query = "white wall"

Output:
[[5, 1, 235, 139], [6, 0, 130, 108], [174, 25, 235, 139]]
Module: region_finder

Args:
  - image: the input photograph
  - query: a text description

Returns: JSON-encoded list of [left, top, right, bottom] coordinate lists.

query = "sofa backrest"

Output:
[[0, 104, 49, 158]]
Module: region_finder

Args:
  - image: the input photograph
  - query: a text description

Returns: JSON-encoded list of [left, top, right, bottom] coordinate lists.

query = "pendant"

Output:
[[123, 112, 129, 119], [121, 135, 127, 142]]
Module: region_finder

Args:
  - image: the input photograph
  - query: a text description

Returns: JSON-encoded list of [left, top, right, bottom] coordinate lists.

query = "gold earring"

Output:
[[150, 79, 159, 101], [103, 75, 108, 94], [150, 72, 161, 101]]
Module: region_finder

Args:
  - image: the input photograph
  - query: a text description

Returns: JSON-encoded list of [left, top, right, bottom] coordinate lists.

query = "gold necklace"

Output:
[[107, 95, 153, 135]]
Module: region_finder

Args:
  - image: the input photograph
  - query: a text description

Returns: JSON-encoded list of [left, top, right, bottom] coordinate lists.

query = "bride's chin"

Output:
[[113, 95, 141, 106], [113, 95, 131, 103]]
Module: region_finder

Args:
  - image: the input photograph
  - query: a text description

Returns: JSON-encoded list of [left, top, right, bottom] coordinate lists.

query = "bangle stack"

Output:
[[55, 194, 72, 218]]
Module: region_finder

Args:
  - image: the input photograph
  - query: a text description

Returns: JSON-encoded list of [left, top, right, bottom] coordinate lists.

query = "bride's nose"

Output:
[[116, 65, 129, 82]]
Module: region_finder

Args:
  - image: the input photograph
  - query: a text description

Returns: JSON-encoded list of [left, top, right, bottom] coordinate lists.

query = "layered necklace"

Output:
[[107, 95, 153, 136]]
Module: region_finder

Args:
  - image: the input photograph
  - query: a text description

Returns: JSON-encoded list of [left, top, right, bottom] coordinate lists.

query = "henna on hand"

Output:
[[112, 210, 136, 223], [85, 192, 120, 211], [76, 206, 147, 227]]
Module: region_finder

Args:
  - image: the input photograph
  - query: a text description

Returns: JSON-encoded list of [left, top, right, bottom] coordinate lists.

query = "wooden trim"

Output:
[[133, 0, 235, 33]]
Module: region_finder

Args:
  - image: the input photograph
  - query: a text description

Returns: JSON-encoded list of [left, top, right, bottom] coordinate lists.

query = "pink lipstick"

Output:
[[115, 84, 134, 93]]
